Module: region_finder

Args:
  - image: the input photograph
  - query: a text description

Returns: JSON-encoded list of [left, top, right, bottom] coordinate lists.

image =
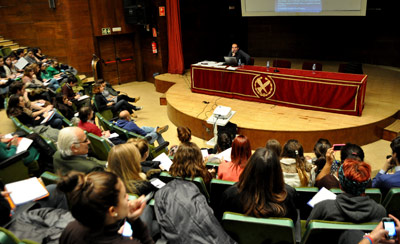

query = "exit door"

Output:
[[97, 34, 137, 85]]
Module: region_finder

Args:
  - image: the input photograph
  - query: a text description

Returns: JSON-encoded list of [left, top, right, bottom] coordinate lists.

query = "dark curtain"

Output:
[[167, 0, 184, 74]]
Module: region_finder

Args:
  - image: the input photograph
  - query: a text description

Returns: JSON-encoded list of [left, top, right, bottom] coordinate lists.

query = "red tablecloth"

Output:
[[191, 65, 367, 116]]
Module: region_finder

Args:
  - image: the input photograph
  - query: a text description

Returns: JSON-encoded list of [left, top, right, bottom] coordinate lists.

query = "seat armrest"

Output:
[[0, 150, 29, 169], [154, 141, 169, 153]]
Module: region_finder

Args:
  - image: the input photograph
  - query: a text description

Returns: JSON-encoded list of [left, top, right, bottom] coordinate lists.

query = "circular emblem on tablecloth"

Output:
[[251, 75, 275, 98]]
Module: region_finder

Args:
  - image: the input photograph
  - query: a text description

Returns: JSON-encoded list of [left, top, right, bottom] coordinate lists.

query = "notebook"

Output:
[[5, 177, 49, 208]]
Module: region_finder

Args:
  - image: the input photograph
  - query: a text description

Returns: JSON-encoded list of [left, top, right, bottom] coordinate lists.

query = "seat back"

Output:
[[338, 63, 363, 74], [295, 187, 319, 220], [329, 188, 382, 204], [210, 179, 235, 212], [382, 188, 400, 219], [0, 227, 39, 244], [222, 212, 295, 244], [0, 151, 30, 184], [301, 220, 377, 244], [302, 62, 322, 71], [249, 57, 255, 65], [92, 97, 113, 121], [87, 133, 111, 161], [159, 171, 210, 201], [95, 112, 114, 131], [40, 171, 60, 186], [272, 59, 292, 68], [54, 108, 73, 127]]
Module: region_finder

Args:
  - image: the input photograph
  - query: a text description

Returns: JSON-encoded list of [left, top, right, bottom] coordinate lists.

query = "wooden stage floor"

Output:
[[156, 59, 400, 151]]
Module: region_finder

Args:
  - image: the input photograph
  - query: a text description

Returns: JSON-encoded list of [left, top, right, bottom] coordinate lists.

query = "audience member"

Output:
[[78, 106, 125, 145], [316, 143, 365, 189], [97, 79, 141, 109], [53, 127, 106, 174], [108, 142, 156, 196], [33, 47, 47, 62], [6, 94, 63, 129], [265, 139, 282, 159], [46, 60, 61, 77], [93, 83, 140, 117], [281, 139, 315, 187], [1, 56, 15, 79], [219, 147, 298, 223], [4, 56, 18, 76], [170, 142, 212, 187], [9, 81, 47, 110], [313, 138, 332, 176], [62, 75, 90, 110], [307, 159, 386, 225], [228, 43, 251, 65], [128, 138, 162, 173], [372, 136, 400, 196], [53, 93, 74, 120], [116, 110, 168, 146], [218, 135, 251, 182], [24, 49, 40, 64], [168, 126, 191, 157], [58, 171, 153, 244]]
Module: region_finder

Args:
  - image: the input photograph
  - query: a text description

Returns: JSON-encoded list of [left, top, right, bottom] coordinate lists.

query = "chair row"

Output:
[[267, 59, 363, 74], [95, 112, 168, 160]]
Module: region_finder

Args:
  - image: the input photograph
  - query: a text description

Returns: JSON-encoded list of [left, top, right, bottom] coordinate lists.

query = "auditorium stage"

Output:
[[155, 59, 400, 151]]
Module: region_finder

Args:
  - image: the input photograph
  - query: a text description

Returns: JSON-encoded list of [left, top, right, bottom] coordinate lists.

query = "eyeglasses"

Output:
[[73, 137, 89, 144]]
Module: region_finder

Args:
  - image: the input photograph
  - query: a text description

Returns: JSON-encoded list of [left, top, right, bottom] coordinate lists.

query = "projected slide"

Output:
[[276, 0, 322, 13], [242, 0, 367, 16]]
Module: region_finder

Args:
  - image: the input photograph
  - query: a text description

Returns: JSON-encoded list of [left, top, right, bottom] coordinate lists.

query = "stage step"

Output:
[[382, 119, 400, 141], [160, 94, 167, 106]]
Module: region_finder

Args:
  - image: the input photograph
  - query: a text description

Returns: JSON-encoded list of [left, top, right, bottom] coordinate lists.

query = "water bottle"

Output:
[[238, 59, 241, 67], [312, 63, 316, 72], [266, 61, 270, 70]]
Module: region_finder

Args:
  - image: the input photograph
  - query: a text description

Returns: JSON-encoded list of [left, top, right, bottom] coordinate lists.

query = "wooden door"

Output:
[[97, 34, 137, 85], [115, 34, 137, 84]]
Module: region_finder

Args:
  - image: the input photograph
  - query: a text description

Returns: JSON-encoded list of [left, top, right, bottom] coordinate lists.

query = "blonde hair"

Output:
[[107, 143, 143, 193]]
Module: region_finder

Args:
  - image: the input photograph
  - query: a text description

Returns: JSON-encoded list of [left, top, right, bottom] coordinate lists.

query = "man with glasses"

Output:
[[53, 127, 106, 175]]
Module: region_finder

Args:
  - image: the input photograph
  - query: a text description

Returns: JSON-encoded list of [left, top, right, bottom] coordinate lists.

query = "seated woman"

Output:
[[218, 135, 251, 182], [1, 56, 16, 79], [33, 47, 47, 62], [219, 147, 298, 223], [315, 143, 365, 189], [169, 142, 212, 187], [108, 142, 156, 196], [312, 138, 332, 177], [0, 134, 40, 175], [307, 159, 386, 225], [265, 139, 282, 158], [168, 126, 191, 157], [21, 66, 52, 101], [280, 139, 315, 187], [77, 106, 125, 145], [6, 94, 63, 129], [93, 83, 139, 117], [57, 171, 153, 244]]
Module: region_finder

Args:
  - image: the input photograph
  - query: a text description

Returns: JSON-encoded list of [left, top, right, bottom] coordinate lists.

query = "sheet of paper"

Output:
[[226, 67, 238, 70], [307, 187, 337, 208], [4, 133, 13, 139], [201, 149, 209, 159], [153, 153, 173, 171], [5, 177, 49, 206], [41, 110, 55, 124], [35, 102, 45, 107], [16, 137, 33, 154], [150, 178, 166, 189], [78, 95, 90, 101], [215, 147, 232, 162], [15, 57, 29, 70], [108, 132, 119, 139]]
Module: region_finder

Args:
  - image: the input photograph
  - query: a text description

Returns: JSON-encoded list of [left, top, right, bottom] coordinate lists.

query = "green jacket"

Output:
[[53, 151, 106, 175], [46, 66, 60, 77]]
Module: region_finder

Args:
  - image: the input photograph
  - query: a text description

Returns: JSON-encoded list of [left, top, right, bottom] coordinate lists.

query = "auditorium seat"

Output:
[[295, 187, 318, 220], [210, 179, 235, 212], [273, 59, 291, 68], [302, 62, 322, 71], [338, 62, 363, 74], [0, 150, 30, 184], [302, 220, 377, 244], [158, 172, 210, 201], [222, 212, 296, 244], [0, 227, 39, 244], [382, 188, 400, 219], [40, 171, 60, 186], [249, 57, 255, 65], [87, 132, 112, 161]]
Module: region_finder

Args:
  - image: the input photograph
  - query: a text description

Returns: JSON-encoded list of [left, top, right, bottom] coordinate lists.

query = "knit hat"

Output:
[[338, 165, 370, 196]]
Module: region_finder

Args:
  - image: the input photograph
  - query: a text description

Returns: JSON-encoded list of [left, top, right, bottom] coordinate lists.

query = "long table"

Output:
[[191, 65, 367, 116]]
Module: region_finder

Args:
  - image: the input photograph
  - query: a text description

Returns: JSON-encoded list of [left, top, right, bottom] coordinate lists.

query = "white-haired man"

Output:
[[53, 127, 106, 175]]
